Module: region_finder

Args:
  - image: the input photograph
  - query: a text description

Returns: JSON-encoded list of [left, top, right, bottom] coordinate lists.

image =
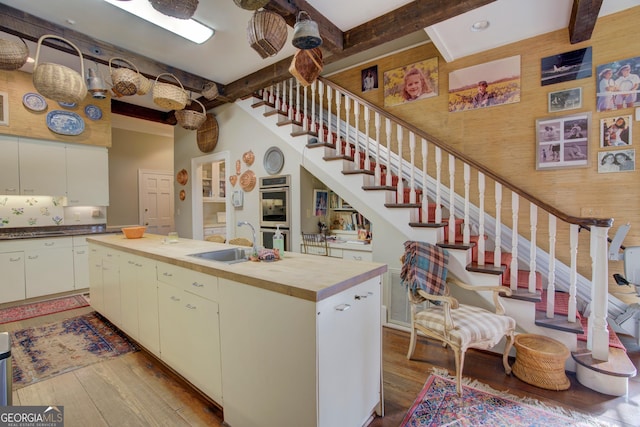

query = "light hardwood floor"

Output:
[[5, 307, 639, 427]]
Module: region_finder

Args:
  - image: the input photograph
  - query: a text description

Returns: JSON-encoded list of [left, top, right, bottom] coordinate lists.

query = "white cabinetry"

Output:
[[0, 134, 20, 194], [0, 245, 25, 303], [219, 276, 381, 427], [88, 244, 105, 312], [203, 160, 225, 202], [66, 144, 109, 206], [72, 236, 89, 290], [24, 237, 74, 298], [19, 138, 67, 196], [157, 262, 222, 402], [101, 249, 121, 325]]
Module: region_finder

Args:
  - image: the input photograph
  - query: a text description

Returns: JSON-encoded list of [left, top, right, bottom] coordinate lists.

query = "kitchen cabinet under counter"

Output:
[[87, 233, 387, 427]]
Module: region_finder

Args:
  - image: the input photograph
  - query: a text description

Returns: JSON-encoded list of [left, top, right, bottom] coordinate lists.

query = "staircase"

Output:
[[237, 76, 636, 396]]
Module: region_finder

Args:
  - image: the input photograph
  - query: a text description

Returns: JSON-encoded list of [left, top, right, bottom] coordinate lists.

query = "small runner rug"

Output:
[[0, 294, 90, 324], [401, 371, 611, 427], [11, 311, 139, 389]]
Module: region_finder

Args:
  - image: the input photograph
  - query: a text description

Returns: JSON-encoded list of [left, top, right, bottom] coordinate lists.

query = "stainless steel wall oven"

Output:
[[259, 175, 291, 251]]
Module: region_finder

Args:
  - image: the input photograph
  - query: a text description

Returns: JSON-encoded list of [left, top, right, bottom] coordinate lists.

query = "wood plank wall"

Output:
[[0, 69, 111, 147], [327, 7, 640, 280]]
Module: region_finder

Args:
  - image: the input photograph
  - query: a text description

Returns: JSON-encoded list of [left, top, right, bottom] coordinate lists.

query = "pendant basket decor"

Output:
[[196, 113, 219, 153], [289, 47, 323, 87], [148, 0, 198, 20], [32, 35, 87, 105], [0, 37, 29, 70], [292, 11, 322, 49], [247, 9, 288, 59], [109, 57, 140, 97], [175, 98, 207, 130], [153, 73, 188, 110], [202, 81, 219, 100], [136, 75, 152, 96], [233, 0, 269, 10]]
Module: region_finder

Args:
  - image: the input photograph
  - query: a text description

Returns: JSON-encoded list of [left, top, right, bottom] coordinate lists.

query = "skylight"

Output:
[[103, 0, 214, 44]]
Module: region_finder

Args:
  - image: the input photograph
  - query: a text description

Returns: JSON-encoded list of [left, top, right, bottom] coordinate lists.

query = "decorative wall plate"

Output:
[[243, 150, 255, 166], [22, 92, 47, 112], [46, 110, 85, 136], [264, 146, 284, 175], [179, 189, 186, 201], [177, 169, 188, 185], [84, 104, 102, 120], [58, 101, 77, 109], [229, 175, 238, 186], [239, 170, 256, 192]]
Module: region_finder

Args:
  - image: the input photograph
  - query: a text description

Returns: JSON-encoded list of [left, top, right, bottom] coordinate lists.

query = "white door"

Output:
[[139, 170, 174, 235]]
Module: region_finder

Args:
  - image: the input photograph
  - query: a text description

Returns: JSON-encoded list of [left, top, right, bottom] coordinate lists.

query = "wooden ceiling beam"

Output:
[[111, 99, 176, 125], [568, 0, 603, 44]]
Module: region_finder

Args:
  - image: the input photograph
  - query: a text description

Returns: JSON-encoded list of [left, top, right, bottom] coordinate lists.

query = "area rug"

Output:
[[11, 311, 139, 389], [0, 294, 90, 324], [401, 371, 611, 427]]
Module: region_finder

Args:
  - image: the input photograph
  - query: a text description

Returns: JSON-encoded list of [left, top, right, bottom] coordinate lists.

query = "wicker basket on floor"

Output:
[[512, 334, 570, 391]]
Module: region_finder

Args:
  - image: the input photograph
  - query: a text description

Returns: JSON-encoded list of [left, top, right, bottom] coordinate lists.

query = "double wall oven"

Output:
[[259, 175, 290, 251]]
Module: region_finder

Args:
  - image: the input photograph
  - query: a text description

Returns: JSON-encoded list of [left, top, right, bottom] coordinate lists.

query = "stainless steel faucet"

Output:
[[237, 221, 258, 256]]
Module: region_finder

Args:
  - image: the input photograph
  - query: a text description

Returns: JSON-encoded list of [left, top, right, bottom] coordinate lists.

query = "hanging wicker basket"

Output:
[[149, 0, 199, 19], [153, 73, 188, 110], [197, 113, 219, 153], [289, 47, 323, 87], [32, 34, 87, 105], [0, 37, 29, 70], [233, 0, 270, 10], [136, 75, 152, 96], [247, 9, 288, 59], [202, 81, 219, 100], [109, 57, 140, 97], [175, 98, 207, 130]]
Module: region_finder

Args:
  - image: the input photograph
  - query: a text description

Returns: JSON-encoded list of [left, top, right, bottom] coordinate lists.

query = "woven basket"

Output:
[[247, 10, 288, 59], [512, 334, 570, 391], [289, 47, 323, 87], [137, 75, 152, 96], [0, 37, 29, 70], [153, 73, 188, 110], [32, 35, 87, 105], [175, 98, 207, 130], [233, 0, 269, 10], [149, 0, 199, 19], [202, 81, 219, 100], [197, 113, 219, 153], [109, 57, 140, 97]]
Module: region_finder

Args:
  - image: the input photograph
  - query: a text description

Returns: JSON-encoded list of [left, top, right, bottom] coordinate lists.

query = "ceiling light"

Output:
[[471, 20, 490, 32], [103, 0, 214, 44]]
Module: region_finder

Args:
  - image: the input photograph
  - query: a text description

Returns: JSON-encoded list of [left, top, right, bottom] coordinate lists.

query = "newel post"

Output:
[[589, 224, 611, 361]]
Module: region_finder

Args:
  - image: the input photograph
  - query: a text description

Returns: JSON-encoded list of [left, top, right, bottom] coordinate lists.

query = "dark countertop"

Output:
[[0, 224, 122, 240]]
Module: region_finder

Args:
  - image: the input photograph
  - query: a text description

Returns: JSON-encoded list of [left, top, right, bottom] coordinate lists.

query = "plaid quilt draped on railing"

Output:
[[401, 241, 449, 296]]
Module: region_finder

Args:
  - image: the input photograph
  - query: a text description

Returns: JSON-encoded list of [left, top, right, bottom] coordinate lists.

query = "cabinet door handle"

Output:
[[186, 304, 197, 310], [354, 292, 374, 300], [10, 257, 21, 262], [45, 242, 54, 247], [135, 263, 142, 267], [191, 282, 204, 288], [170, 296, 180, 302], [335, 304, 351, 311], [76, 250, 86, 255], [128, 260, 135, 265], [163, 272, 173, 277]]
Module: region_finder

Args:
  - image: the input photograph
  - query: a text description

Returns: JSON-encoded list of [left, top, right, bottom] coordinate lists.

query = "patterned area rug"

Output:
[[0, 294, 90, 324], [11, 311, 139, 389], [401, 372, 611, 426]]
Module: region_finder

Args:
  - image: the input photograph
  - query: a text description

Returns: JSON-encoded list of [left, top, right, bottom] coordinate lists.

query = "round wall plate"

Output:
[[264, 146, 284, 175]]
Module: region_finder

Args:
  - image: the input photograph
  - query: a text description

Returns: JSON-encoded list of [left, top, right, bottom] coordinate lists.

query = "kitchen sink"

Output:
[[187, 248, 248, 264]]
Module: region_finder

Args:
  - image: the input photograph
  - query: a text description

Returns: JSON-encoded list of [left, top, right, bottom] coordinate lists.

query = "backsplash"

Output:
[[0, 196, 106, 228]]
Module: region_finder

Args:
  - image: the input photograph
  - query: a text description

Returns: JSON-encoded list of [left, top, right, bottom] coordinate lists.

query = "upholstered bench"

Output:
[[512, 334, 570, 390]]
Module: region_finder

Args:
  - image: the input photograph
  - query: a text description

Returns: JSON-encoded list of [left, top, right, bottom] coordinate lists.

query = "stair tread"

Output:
[[572, 343, 637, 378], [535, 311, 584, 334]]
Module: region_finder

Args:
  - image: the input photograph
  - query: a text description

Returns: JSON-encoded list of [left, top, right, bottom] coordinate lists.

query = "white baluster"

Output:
[[326, 86, 333, 145], [409, 132, 416, 204], [510, 193, 519, 291], [303, 85, 309, 132], [477, 172, 486, 265], [354, 100, 360, 168], [275, 82, 280, 111], [448, 154, 456, 244], [396, 126, 404, 203], [569, 224, 579, 323], [310, 81, 316, 133], [374, 113, 381, 186], [421, 138, 428, 223], [494, 183, 502, 269], [269, 84, 275, 105], [529, 203, 538, 294], [546, 214, 557, 319], [288, 79, 293, 120], [385, 119, 392, 187], [317, 81, 324, 143], [364, 107, 371, 171], [344, 96, 351, 157], [434, 147, 442, 223], [335, 89, 341, 155], [295, 80, 301, 123], [463, 164, 470, 245]]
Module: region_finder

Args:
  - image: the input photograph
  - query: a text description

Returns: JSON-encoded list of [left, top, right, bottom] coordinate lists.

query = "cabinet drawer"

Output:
[[342, 249, 372, 262], [157, 262, 218, 301], [21, 237, 73, 250]]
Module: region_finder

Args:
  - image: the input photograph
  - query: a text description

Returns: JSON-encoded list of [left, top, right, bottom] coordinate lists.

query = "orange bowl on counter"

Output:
[[121, 226, 147, 239]]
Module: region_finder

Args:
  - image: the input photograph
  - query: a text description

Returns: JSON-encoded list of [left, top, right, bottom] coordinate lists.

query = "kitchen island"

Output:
[[87, 233, 387, 427]]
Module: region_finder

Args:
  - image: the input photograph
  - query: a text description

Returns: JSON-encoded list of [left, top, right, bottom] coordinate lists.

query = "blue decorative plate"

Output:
[[46, 110, 85, 136], [58, 101, 77, 109], [22, 92, 47, 112], [84, 104, 102, 121]]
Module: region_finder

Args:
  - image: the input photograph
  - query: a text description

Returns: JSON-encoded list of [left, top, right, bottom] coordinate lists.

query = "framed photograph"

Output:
[[598, 149, 636, 173], [313, 189, 328, 217], [596, 57, 640, 112], [600, 115, 632, 147], [536, 112, 590, 170], [548, 87, 582, 113], [448, 55, 521, 112], [361, 65, 378, 92], [329, 192, 341, 209], [383, 57, 438, 107], [540, 47, 592, 86], [0, 91, 8, 126]]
